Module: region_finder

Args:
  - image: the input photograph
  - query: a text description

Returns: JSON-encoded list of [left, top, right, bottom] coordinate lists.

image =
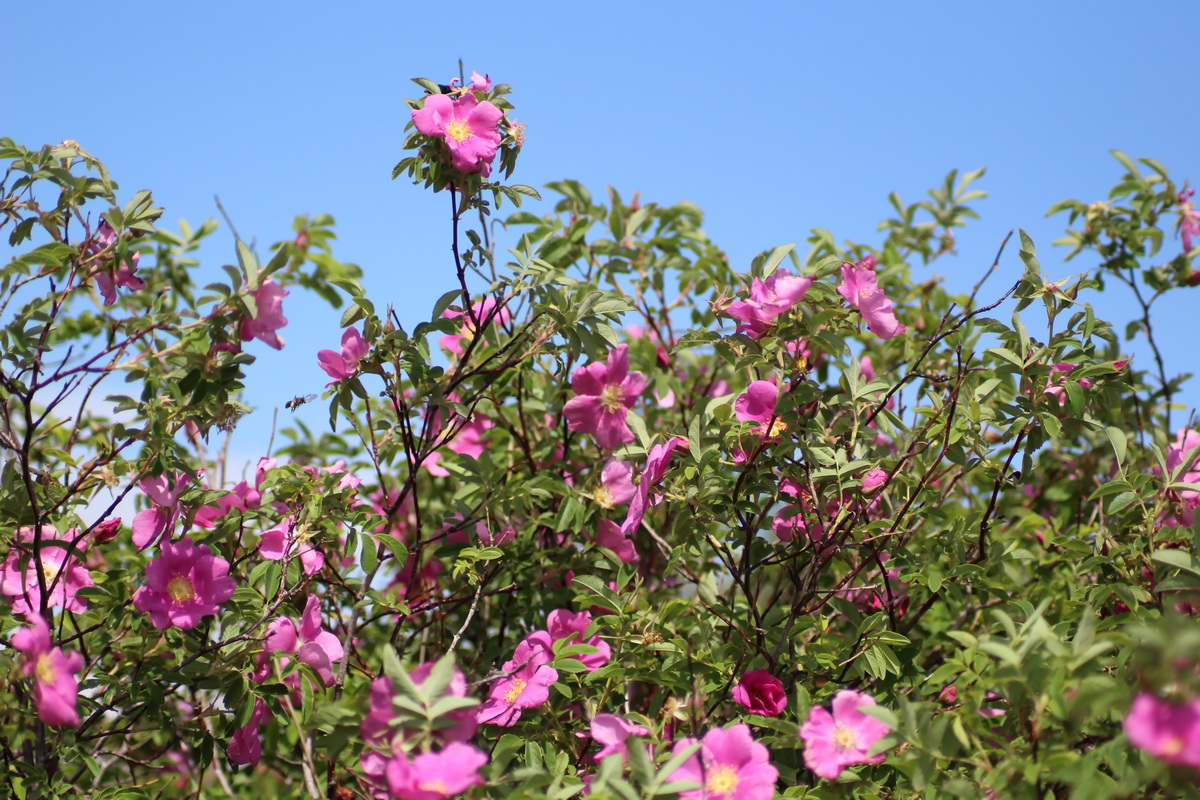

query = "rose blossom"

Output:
[[412, 92, 503, 175], [240, 279, 289, 350], [0, 525, 94, 614], [317, 326, 370, 385], [732, 670, 788, 717], [132, 537, 236, 630], [11, 612, 85, 727], [260, 594, 344, 687], [800, 689, 892, 779], [563, 344, 647, 449], [476, 639, 559, 727], [1123, 691, 1200, 769], [722, 268, 814, 339], [668, 723, 778, 800], [837, 256, 906, 339]]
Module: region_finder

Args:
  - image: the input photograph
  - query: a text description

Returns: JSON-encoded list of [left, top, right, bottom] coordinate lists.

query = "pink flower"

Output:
[[425, 410, 494, 478], [862, 468, 888, 493], [800, 689, 892, 780], [362, 662, 477, 752], [240, 279, 289, 350], [87, 220, 145, 306], [259, 516, 325, 576], [261, 594, 345, 687], [477, 640, 559, 727], [589, 714, 649, 761], [0, 525, 94, 614], [1043, 362, 1092, 407], [227, 698, 269, 766], [732, 670, 788, 717], [11, 612, 85, 727], [412, 92, 503, 175], [595, 518, 638, 563], [525, 609, 611, 672], [439, 297, 510, 356], [132, 472, 192, 549], [386, 743, 488, 800], [668, 723, 779, 800], [1160, 429, 1200, 528], [1179, 189, 1200, 253], [735, 380, 783, 439], [837, 256, 906, 340], [723, 268, 814, 339], [317, 326, 370, 386], [468, 71, 491, 92], [132, 537, 236, 630], [592, 458, 635, 509], [1123, 692, 1200, 769], [194, 465, 267, 527], [563, 344, 647, 449], [621, 436, 688, 535]]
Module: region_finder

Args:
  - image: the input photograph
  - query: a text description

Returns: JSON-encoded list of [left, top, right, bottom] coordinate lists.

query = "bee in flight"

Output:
[[285, 394, 317, 411]]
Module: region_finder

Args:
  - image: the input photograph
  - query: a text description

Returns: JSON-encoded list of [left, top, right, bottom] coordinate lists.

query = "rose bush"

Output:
[[1, 74, 1199, 799]]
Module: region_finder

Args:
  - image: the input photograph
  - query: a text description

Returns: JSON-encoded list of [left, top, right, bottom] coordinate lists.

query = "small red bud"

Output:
[[294, 230, 310, 249], [93, 518, 122, 543]]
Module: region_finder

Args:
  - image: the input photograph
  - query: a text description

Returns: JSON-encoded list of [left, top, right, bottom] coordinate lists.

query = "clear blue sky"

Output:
[[8, 1, 1200, 464]]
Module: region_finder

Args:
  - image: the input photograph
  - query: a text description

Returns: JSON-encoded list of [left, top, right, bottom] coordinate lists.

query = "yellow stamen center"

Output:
[[706, 764, 739, 794], [167, 574, 196, 604], [593, 486, 615, 509], [601, 384, 626, 413], [858, 286, 877, 299], [35, 653, 58, 685], [419, 779, 449, 793], [1161, 735, 1184, 756], [834, 723, 858, 751], [446, 119, 473, 143], [766, 418, 788, 439], [503, 678, 527, 704]]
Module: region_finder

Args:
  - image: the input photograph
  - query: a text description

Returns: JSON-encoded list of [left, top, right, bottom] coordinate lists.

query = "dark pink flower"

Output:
[[732, 670, 788, 717], [477, 640, 559, 727], [132, 472, 192, 550], [386, 742, 488, 800], [11, 612, 84, 727], [439, 297, 510, 356], [227, 698, 269, 766], [362, 662, 477, 752], [735, 380, 783, 439], [800, 689, 892, 780], [412, 92, 503, 175], [261, 594, 345, 687], [0, 525, 94, 614], [723, 268, 814, 339], [317, 326, 370, 386], [621, 437, 688, 535], [425, 410, 494, 477], [668, 723, 779, 800], [563, 345, 647, 449], [132, 537, 235, 630], [240, 279, 289, 350], [837, 256, 906, 340], [259, 516, 325, 576], [1179, 189, 1200, 253], [592, 458, 635, 509], [1123, 692, 1200, 769], [525, 609, 611, 672], [589, 714, 649, 761], [595, 518, 638, 563], [862, 468, 888, 494], [87, 220, 145, 306]]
